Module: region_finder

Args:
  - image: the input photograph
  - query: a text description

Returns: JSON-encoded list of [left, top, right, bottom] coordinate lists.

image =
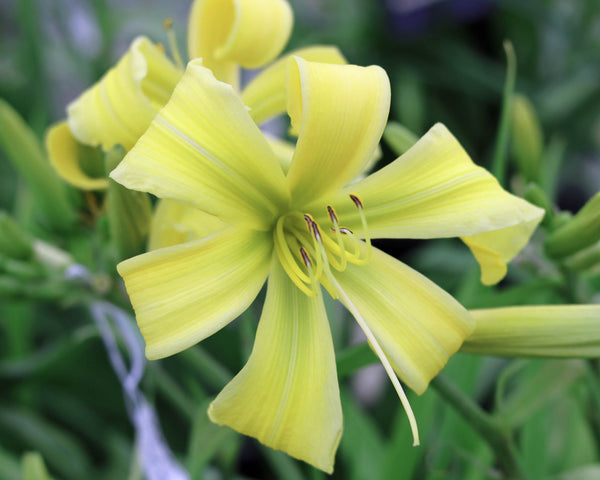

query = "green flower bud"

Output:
[[545, 192, 600, 259], [0, 99, 76, 231], [383, 121, 418, 156], [510, 94, 543, 183], [462, 305, 600, 358], [523, 183, 553, 227], [564, 241, 600, 272], [105, 147, 152, 260], [0, 212, 34, 260]]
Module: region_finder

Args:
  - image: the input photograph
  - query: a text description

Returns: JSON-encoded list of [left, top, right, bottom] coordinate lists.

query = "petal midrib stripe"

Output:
[[156, 114, 279, 215]]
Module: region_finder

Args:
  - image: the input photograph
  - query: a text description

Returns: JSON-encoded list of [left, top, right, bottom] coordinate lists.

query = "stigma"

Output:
[[273, 194, 372, 297]]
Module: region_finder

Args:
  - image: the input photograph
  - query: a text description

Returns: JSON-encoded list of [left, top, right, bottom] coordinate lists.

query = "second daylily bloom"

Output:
[[111, 57, 543, 472], [46, 0, 306, 190]]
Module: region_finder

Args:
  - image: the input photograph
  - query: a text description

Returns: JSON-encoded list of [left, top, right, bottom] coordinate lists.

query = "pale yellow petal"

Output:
[[111, 60, 289, 230], [148, 199, 227, 250], [265, 133, 295, 174], [118, 227, 271, 359], [286, 57, 390, 207], [67, 37, 181, 151], [461, 216, 541, 285], [209, 256, 342, 473], [241, 46, 347, 125], [318, 123, 544, 242], [462, 305, 600, 358], [187, 0, 293, 88], [335, 247, 474, 395], [45, 121, 108, 190]]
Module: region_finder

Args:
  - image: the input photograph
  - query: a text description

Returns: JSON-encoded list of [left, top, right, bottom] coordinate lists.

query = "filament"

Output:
[[163, 18, 184, 69]]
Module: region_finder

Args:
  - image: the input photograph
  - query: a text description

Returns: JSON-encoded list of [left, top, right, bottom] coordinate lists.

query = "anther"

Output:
[[327, 205, 338, 225], [349, 193, 372, 263], [331, 227, 353, 235], [349, 193, 363, 210], [299, 247, 312, 268], [163, 17, 184, 69]]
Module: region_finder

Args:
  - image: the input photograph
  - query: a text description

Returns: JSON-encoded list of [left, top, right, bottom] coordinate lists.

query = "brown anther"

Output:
[[327, 205, 338, 224], [349, 194, 363, 210], [299, 247, 312, 267], [163, 17, 174, 30], [311, 221, 322, 242], [303, 214, 313, 232]]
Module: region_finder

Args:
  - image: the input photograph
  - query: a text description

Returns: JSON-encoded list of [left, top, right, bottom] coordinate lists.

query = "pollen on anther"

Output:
[[327, 205, 339, 224], [299, 247, 312, 268], [349, 194, 364, 210], [163, 17, 174, 30]]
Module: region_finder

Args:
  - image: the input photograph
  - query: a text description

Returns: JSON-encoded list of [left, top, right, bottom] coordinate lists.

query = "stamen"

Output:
[[349, 193, 372, 262], [327, 205, 347, 270], [300, 247, 320, 296], [299, 247, 312, 268], [330, 227, 353, 235], [163, 18, 184, 69], [274, 216, 314, 297], [329, 275, 420, 446]]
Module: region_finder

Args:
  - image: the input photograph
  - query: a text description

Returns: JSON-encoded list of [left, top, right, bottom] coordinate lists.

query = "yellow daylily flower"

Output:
[[462, 305, 600, 358], [111, 58, 543, 471], [47, 0, 308, 190]]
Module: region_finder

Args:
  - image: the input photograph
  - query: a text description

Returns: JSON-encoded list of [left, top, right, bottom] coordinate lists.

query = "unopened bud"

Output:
[[462, 305, 600, 358], [510, 94, 543, 183], [0, 99, 76, 231], [545, 192, 600, 259], [105, 147, 152, 261]]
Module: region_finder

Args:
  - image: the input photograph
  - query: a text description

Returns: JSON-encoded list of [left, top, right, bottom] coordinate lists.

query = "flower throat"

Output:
[[273, 194, 372, 297]]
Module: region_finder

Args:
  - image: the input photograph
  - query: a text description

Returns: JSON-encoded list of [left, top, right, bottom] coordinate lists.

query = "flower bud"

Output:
[[545, 192, 600, 259], [105, 147, 152, 260], [510, 94, 543, 183], [0, 100, 76, 231], [462, 305, 600, 358]]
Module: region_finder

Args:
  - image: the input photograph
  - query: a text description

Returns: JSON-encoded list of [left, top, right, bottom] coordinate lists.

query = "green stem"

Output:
[[431, 374, 527, 480], [492, 40, 517, 187]]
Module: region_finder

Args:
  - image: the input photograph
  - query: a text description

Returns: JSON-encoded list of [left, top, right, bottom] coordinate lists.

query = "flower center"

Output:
[[273, 194, 372, 297]]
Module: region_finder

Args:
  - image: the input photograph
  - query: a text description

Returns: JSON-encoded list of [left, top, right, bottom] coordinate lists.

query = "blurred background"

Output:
[[1, 0, 599, 479]]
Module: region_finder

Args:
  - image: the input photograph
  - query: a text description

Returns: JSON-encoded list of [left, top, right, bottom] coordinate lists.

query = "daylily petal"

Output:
[[241, 46, 347, 125], [187, 0, 293, 88], [111, 60, 289, 230], [265, 133, 295, 174], [117, 227, 272, 360], [45, 121, 108, 190], [462, 305, 600, 358], [286, 57, 390, 207], [148, 199, 227, 250], [461, 218, 541, 285], [335, 246, 474, 395], [67, 37, 181, 151], [209, 256, 342, 473], [319, 123, 544, 243]]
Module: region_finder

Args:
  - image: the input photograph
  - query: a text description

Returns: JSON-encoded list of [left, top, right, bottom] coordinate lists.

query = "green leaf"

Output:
[[496, 360, 586, 428], [186, 402, 238, 477], [339, 388, 385, 480]]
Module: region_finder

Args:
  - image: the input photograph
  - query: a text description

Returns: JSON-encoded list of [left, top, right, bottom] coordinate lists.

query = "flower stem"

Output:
[[431, 374, 527, 479]]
